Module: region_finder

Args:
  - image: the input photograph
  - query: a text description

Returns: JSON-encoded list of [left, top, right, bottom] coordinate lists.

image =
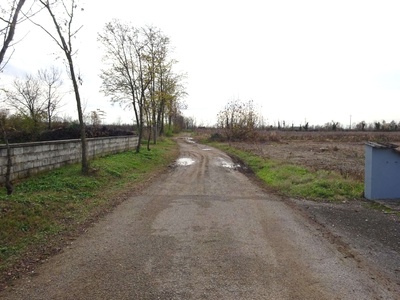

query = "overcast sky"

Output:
[[3, 0, 400, 127]]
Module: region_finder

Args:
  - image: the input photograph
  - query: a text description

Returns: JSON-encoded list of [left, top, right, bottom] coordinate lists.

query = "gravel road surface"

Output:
[[1, 137, 399, 299]]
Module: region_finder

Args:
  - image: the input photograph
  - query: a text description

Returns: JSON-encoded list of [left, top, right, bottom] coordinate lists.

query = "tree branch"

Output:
[[0, 0, 27, 69]]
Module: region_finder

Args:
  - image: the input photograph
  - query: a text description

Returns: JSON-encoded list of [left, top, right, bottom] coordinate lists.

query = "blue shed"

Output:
[[364, 142, 400, 200]]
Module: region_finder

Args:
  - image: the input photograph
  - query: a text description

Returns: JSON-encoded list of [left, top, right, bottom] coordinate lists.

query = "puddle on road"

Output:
[[176, 157, 196, 166], [202, 148, 211, 151], [186, 137, 196, 144], [217, 157, 241, 170]]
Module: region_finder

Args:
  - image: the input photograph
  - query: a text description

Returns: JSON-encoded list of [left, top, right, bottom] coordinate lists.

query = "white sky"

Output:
[[2, 0, 400, 128]]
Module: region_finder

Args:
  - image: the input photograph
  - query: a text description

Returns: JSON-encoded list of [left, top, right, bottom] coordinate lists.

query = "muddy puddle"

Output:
[[216, 157, 241, 170], [176, 157, 196, 166], [185, 137, 196, 144]]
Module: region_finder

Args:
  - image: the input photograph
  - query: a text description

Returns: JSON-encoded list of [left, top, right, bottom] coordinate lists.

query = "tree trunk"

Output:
[[5, 137, 13, 195], [147, 126, 151, 151], [159, 112, 164, 136], [1, 120, 13, 195], [131, 94, 141, 153], [66, 55, 89, 174], [153, 121, 157, 144], [145, 105, 151, 151], [47, 91, 52, 129], [135, 90, 146, 153], [158, 101, 165, 136], [135, 116, 142, 153]]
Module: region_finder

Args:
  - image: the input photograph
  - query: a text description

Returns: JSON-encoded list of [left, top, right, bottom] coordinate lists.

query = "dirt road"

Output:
[[1, 138, 399, 299]]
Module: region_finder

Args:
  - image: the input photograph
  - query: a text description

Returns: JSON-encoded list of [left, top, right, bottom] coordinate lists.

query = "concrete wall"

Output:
[[365, 142, 400, 200], [0, 136, 138, 183]]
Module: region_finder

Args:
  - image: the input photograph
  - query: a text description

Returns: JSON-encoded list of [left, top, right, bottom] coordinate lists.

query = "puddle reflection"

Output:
[[217, 157, 241, 169], [176, 157, 196, 166]]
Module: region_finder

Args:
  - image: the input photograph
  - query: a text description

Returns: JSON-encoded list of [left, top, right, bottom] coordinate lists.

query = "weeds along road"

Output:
[[2, 137, 399, 299]]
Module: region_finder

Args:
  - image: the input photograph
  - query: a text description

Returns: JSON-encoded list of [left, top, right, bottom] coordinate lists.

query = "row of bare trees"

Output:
[[273, 120, 400, 132], [2, 67, 63, 132], [1, 1, 187, 183], [1, 0, 89, 177], [98, 20, 186, 152], [0, 1, 186, 196]]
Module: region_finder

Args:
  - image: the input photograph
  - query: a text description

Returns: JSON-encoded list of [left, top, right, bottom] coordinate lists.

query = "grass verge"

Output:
[[210, 142, 364, 202], [0, 138, 179, 282]]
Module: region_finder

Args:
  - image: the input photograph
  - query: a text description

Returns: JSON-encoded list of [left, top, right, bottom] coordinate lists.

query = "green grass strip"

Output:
[[0, 138, 179, 273], [211, 143, 363, 202]]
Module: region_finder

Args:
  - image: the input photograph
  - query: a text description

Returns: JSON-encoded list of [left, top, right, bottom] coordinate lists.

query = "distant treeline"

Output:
[[265, 120, 400, 132]]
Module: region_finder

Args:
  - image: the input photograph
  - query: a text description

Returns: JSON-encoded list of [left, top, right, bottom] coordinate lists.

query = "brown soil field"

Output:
[[200, 130, 400, 181]]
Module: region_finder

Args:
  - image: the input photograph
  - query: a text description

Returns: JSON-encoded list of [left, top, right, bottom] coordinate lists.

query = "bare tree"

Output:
[[389, 120, 397, 131], [99, 21, 186, 150], [356, 121, 366, 131], [98, 20, 149, 153], [0, 0, 30, 194], [332, 121, 340, 131], [4, 73, 45, 132], [217, 99, 261, 142], [142, 26, 169, 146], [141, 26, 188, 146], [161, 69, 187, 134], [38, 66, 63, 129], [36, 0, 88, 174], [88, 109, 104, 127], [0, 0, 27, 71]]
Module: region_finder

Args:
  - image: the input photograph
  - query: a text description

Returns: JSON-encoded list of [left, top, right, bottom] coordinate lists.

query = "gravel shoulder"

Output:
[[1, 137, 399, 299], [233, 137, 400, 293], [293, 198, 400, 290]]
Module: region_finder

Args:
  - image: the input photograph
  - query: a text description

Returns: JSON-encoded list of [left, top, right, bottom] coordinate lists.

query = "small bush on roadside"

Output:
[[209, 132, 225, 142], [216, 99, 261, 142], [165, 128, 174, 137]]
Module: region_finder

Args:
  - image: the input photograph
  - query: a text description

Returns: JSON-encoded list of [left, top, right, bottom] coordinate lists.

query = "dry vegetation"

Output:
[[196, 129, 400, 181]]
